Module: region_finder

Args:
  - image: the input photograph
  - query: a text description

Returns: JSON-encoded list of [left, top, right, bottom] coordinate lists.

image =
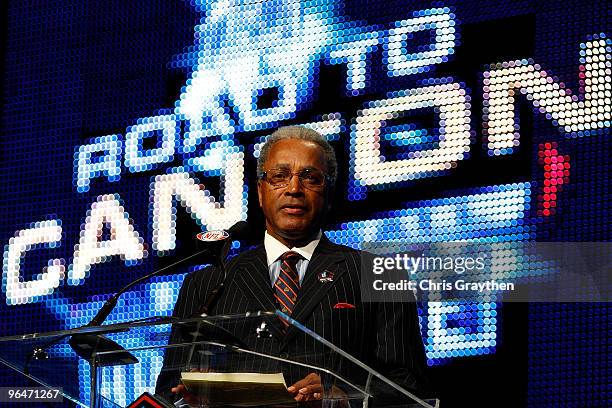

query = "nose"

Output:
[[285, 173, 304, 194]]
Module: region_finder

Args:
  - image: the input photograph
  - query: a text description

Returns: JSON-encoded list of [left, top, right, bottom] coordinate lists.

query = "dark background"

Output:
[[1, 1, 609, 407]]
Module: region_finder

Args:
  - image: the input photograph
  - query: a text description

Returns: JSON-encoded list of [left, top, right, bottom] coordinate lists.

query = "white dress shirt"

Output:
[[264, 230, 322, 286]]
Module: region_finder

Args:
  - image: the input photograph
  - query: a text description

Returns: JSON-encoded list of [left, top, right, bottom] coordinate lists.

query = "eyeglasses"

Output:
[[259, 168, 329, 191]]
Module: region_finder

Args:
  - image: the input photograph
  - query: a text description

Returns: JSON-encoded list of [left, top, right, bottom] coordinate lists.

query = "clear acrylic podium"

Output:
[[0, 311, 439, 407]]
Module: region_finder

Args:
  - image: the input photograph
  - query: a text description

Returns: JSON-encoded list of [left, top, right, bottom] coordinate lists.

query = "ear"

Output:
[[257, 180, 263, 208]]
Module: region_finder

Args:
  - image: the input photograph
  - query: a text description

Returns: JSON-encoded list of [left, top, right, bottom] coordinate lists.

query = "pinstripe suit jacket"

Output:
[[155, 235, 429, 401]]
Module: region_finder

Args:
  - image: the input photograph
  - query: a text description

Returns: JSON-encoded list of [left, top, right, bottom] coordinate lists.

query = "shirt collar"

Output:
[[264, 230, 322, 267]]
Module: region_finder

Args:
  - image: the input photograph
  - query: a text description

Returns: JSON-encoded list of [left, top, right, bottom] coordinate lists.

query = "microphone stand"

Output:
[[67, 247, 216, 366], [182, 240, 248, 369], [197, 239, 230, 317], [24, 222, 250, 405]]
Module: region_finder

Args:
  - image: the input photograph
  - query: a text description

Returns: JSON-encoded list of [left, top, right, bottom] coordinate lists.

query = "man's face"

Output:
[[257, 138, 330, 246]]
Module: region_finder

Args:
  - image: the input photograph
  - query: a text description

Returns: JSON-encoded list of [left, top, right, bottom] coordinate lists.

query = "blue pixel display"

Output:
[[1, 0, 609, 406]]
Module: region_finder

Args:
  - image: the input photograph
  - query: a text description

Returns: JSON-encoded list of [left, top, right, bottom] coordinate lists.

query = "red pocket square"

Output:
[[333, 302, 356, 309]]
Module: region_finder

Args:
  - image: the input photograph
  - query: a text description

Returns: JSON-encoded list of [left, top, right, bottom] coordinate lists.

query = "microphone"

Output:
[[197, 220, 250, 242], [193, 221, 250, 316], [195, 220, 250, 264], [68, 221, 250, 364], [181, 221, 253, 363], [86, 221, 250, 327]]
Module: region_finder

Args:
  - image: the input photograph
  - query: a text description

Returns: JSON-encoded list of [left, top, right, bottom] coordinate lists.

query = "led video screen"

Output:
[[1, 0, 609, 406]]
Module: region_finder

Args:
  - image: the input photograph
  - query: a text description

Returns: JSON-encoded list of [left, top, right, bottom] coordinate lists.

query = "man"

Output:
[[156, 126, 429, 404]]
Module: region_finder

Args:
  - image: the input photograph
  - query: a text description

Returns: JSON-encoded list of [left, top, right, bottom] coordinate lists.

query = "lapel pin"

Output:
[[317, 270, 334, 283], [256, 322, 271, 338]]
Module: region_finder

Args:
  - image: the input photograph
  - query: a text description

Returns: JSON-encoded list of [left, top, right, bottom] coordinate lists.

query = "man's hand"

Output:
[[288, 373, 349, 406], [171, 383, 206, 407], [288, 372, 323, 402]]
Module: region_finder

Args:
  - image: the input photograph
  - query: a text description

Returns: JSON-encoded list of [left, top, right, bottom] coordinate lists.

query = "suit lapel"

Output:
[[232, 237, 348, 343], [233, 245, 286, 338], [283, 236, 346, 343], [234, 245, 275, 310]]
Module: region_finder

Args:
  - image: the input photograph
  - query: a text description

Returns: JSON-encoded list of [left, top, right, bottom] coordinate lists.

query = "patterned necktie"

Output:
[[274, 251, 302, 325]]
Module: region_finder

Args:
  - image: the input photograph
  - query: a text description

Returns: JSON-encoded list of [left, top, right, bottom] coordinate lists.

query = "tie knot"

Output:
[[280, 251, 302, 264]]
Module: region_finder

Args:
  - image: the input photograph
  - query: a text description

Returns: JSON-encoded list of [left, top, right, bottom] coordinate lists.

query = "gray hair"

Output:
[[257, 126, 337, 186]]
